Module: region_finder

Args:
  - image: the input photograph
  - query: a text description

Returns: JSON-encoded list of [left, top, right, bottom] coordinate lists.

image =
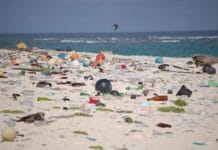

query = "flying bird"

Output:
[[112, 24, 119, 31]]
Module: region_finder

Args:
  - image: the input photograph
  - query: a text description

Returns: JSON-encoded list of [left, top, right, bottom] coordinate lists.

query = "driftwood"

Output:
[[192, 55, 218, 66]]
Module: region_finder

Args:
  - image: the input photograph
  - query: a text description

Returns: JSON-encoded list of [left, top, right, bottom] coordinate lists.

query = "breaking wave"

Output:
[[33, 38, 58, 41], [151, 35, 218, 40], [60, 40, 84, 43], [161, 40, 180, 43]]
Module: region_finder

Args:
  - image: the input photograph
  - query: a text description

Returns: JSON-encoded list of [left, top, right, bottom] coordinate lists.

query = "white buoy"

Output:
[[71, 60, 80, 69], [1, 127, 17, 141]]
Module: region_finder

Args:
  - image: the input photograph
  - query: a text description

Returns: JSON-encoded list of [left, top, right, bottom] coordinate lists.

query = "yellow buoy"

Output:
[[17, 42, 27, 49]]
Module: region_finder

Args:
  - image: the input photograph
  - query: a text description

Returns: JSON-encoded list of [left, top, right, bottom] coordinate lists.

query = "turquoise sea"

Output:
[[0, 31, 218, 57]]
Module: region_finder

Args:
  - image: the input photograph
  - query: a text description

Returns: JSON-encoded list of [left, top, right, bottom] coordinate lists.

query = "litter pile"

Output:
[[0, 48, 218, 150]]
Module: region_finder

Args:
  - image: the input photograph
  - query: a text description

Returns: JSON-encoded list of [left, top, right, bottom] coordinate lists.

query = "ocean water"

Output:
[[0, 31, 218, 57]]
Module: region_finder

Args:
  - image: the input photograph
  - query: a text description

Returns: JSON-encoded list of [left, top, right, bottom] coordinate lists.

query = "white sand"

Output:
[[0, 49, 218, 150]]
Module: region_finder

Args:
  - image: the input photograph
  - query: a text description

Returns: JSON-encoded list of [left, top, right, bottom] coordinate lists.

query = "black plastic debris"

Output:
[[71, 82, 86, 87], [158, 64, 169, 70], [202, 64, 216, 74], [156, 122, 172, 128], [138, 81, 143, 85], [62, 96, 70, 101], [167, 90, 173, 94], [36, 81, 52, 88], [12, 93, 21, 100], [110, 90, 120, 96], [63, 107, 68, 110], [95, 79, 112, 93], [176, 85, 192, 97], [95, 102, 106, 107], [142, 89, 149, 96], [84, 75, 94, 80], [95, 91, 101, 96], [130, 94, 137, 99], [66, 81, 72, 84]]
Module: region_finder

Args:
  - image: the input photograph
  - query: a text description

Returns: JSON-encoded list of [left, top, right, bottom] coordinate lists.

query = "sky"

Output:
[[0, 0, 218, 33]]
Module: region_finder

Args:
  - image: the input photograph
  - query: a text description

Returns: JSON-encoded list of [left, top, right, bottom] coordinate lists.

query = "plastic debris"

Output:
[[208, 80, 218, 87], [158, 64, 169, 70], [1, 110, 25, 114], [96, 108, 114, 112], [12, 93, 21, 100], [121, 64, 126, 69], [147, 95, 168, 101], [116, 110, 133, 113], [157, 106, 185, 113], [155, 57, 164, 64], [203, 64, 216, 74], [57, 53, 66, 59], [176, 85, 192, 97], [89, 145, 104, 150], [71, 59, 80, 69], [123, 116, 133, 123], [95, 79, 112, 93], [89, 97, 100, 104], [17, 42, 27, 49], [74, 112, 93, 117], [167, 89, 173, 94], [37, 97, 51, 101], [140, 102, 151, 113], [84, 75, 94, 80], [62, 96, 70, 101], [156, 122, 172, 128], [192, 141, 207, 145], [1, 127, 17, 142], [110, 90, 120, 96], [174, 99, 187, 106], [130, 94, 137, 99], [71, 52, 79, 60], [0, 48, 218, 149], [80, 92, 90, 96], [95, 103, 106, 107], [71, 82, 86, 86], [36, 81, 52, 88], [73, 130, 88, 135], [86, 136, 96, 141]]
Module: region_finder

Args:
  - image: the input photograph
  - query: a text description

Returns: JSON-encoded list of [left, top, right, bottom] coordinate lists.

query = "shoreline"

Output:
[[0, 48, 202, 58]]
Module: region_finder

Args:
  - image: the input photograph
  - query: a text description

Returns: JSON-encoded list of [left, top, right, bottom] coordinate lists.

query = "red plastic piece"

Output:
[[121, 64, 126, 69], [89, 97, 100, 104], [96, 53, 105, 60]]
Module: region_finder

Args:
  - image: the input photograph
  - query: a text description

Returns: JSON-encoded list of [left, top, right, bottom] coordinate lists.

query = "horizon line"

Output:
[[1, 29, 218, 34]]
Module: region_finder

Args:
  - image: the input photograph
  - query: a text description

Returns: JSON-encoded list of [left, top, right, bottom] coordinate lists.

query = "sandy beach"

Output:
[[0, 48, 218, 150]]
